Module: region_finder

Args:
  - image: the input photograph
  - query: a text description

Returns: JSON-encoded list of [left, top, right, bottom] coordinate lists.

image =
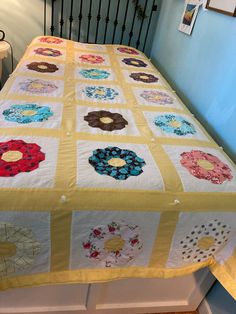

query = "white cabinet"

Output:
[[0, 269, 215, 314]]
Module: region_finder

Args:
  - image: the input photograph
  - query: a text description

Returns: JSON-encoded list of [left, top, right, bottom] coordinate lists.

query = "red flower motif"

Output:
[[93, 229, 101, 236], [0, 140, 45, 177], [83, 242, 91, 249], [180, 150, 233, 184], [79, 54, 105, 64], [39, 37, 63, 44], [117, 47, 139, 55], [109, 226, 116, 233], [130, 238, 138, 246], [90, 251, 100, 258]]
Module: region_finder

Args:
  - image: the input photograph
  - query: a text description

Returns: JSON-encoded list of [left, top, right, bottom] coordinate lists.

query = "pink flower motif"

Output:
[[130, 238, 138, 246], [117, 47, 139, 55], [79, 54, 105, 64], [34, 47, 62, 57], [39, 37, 63, 44], [180, 150, 233, 184], [108, 226, 116, 233]]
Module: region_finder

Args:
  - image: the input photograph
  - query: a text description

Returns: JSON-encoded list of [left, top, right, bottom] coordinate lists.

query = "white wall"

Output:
[[0, 0, 44, 83]]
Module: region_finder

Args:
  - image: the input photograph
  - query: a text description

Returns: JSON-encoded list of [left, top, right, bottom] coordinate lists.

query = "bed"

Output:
[[0, 36, 235, 302]]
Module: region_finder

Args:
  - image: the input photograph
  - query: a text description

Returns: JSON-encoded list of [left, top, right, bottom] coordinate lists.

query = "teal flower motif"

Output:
[[154, 114, 196, 136], [83, 86, 119, 100], [3, 104, 53, 124], [80, 69, 110, 80], [89, 146, 146, 180]]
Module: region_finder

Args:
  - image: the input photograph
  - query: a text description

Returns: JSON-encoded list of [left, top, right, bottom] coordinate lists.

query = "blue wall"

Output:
[[150, 0, 236, 161]]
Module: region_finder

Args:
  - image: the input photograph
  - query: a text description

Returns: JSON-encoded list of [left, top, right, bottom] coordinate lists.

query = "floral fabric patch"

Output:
[[83, 86, 119, 101], [140, 90, 173, 104], [79, 54, 105, 64], [154, 114, 196, 136], [34, 47, 62, 57], [0, 139, 45, 177], [130, 72, 158, 83], [39, 37, 63, 44], [180, 219, 231, 264], [79, 69, 110, 80], [0, 222, 41, 277], [180, 150, 233, 185], [122, 58, 147, 67], [3, 104, 53, 124], [19, 79, 58, 94], [84, 110, 128, 131], [89, 146, 146, 180], [26, 62, 59, 73], [83, 220, 143, 267], [117, 47, 139, 55]]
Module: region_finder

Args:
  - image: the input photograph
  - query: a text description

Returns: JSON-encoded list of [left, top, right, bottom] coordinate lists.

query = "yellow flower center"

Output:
[[169, 120, 182, 128], [131, 61, 139, 65], [2, 151, 23, 162], [154, 95, 161, 101], [197, 236, 215, 250], [197, 159, 215, 171], [104, 236, 125, 253], [108, 158, 126, 167], [0, 242, 17, 258], [140, 75, 149, 79], [100, 117, 114, 124], [30, 82, 44, 89], [96, 89, 106, 96], [44, 49, 52, 54], [38, 65, 48, 70], [22, 110, 37, 116]]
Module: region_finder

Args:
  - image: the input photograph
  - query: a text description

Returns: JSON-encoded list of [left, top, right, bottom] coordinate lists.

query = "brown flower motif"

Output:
[[84, 110, 128, 131], [129, 72, 158, 83], [26, 62, 59, 73]]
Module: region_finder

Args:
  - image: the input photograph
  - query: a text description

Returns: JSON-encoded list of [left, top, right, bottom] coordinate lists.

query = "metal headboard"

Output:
[[43, 0, 159, 55]]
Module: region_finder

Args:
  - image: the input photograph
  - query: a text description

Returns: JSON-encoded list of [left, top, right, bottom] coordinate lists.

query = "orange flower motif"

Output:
[[79, 54, 105, 64]]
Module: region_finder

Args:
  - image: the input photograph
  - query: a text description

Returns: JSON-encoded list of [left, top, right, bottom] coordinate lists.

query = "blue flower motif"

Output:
[[80, 69, 110, 80], [3, 104, 53, 124], [83, 86, 119, 100], [154, 114, 196, 136], [89, 146, 146, 180]]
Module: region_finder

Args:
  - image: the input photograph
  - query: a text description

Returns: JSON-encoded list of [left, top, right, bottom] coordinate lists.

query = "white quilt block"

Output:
[[0, 211, 51, 277], [122, 69, 167, 87], [163, 145, 236, 192], [0, 100, 63, 129], [27, 46, 66, 61], [76, 140, 164, 190], [0, 135, 59, 188], [75, 52, 110, 66], [76, 106, 140, 136], [76, 83, 126, 104], [18, 60, 65, 77], [9, 76, 64, 98], [143, 111, 209, 141], [132, 87, 184, 110], [167, 212, 236, 268], [70, 210, 160, 269], [74, 67, 116, 82], [74, 42, 107, 52]]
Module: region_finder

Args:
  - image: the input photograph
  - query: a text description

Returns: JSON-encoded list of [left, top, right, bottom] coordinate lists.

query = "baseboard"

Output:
[[198, 298, 213, 314]]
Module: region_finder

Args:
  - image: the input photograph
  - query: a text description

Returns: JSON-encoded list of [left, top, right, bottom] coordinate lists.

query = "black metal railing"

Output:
[[43, 0, 158, 55]]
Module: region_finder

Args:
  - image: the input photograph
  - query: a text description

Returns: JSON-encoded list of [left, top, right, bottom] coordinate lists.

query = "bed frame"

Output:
[[43, 0, 159, 55]]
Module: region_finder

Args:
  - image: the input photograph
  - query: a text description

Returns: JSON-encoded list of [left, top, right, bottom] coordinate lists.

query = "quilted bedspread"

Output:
[[0, 36, 235, 298]]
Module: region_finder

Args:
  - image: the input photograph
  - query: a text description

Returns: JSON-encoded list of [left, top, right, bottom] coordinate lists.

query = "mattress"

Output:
[[0, 36, 235, 298]]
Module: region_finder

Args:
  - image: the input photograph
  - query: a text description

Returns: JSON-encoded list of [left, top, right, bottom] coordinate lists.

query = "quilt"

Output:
[[0, 36, 235, 298]]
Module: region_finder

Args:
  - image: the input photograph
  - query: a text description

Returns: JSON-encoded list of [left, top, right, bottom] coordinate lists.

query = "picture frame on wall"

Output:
[[179, 0, 201, 35], [206, 0, 236, 16]]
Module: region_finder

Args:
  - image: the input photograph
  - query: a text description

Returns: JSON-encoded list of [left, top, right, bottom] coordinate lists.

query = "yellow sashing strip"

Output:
[[149, 211, 179, 267], [50, 211, 72, 271]]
